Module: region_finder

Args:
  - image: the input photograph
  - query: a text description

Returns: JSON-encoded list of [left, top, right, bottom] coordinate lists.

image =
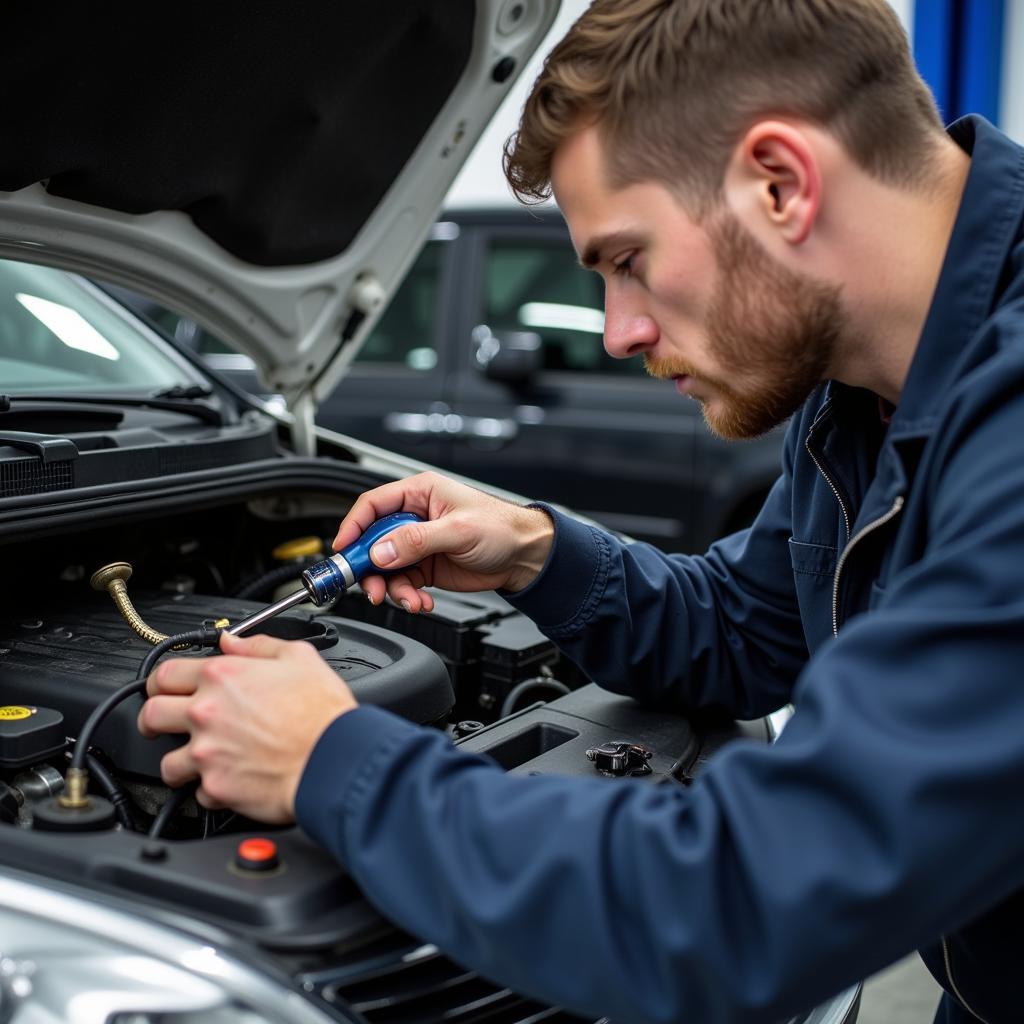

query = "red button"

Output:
[[235, 837, 279, 871]]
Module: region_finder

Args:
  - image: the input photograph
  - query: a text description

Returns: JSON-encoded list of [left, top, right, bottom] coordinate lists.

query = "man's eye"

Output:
[[612, 254, 635, 277]]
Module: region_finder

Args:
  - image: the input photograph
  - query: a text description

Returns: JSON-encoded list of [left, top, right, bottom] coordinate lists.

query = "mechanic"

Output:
[[138, 2, 1024, 1022]]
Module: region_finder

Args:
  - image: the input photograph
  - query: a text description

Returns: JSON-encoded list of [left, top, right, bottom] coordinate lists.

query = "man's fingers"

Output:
[[394, 587, 435, 613], [362, 576, 388, 606], [138, 694, 191, 738], [195, 785, 228, 811], [378, 574, 426, 613], [334, 477, 429, 550], [219, 630, 293, 659], [159, 743, 199, 790], [146, 657, 202, 698]]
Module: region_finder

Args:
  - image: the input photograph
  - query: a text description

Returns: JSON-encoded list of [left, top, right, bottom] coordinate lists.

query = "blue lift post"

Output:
[[913, 0, 1005, 125]]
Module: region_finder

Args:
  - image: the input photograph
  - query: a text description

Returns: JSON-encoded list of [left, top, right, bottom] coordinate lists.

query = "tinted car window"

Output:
[[358, 242, 441, 370], [484, 240, 645, 376], [159, 243, 442, 374]]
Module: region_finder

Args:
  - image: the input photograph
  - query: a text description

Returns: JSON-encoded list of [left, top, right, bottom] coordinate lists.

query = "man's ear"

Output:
[[723, 121, 821, 245]]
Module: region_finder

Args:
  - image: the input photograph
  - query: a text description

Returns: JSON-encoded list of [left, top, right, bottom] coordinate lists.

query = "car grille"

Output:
[[298, 930, 603, 1024]]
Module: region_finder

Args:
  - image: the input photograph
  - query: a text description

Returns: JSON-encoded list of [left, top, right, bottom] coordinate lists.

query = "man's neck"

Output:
[[832, 137, 972, 407]]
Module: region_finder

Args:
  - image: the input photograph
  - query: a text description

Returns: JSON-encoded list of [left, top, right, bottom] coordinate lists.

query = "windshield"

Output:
[[0, 259, 203, 394]]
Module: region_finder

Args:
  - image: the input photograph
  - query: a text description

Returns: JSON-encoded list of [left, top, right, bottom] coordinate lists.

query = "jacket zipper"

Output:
[[805, 437, 852, 543], [830, 495, 904, 635], [942, 936, 990, 1022]]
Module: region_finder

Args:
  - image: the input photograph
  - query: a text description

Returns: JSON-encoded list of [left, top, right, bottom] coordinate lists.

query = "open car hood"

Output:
[[0, 2, 559, 449]]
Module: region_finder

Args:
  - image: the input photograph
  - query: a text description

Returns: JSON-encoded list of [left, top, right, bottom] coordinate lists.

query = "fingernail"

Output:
[[366, 590, 376, 604], [400, 599, 412, 613], [372, 540, 397, 566]]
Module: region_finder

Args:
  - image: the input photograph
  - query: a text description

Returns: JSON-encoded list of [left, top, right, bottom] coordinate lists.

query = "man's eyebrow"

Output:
[[578, 231, 642, 269]]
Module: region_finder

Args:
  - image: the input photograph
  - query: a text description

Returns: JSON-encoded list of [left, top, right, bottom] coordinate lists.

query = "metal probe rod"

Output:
[[225, 588, 310, 636]]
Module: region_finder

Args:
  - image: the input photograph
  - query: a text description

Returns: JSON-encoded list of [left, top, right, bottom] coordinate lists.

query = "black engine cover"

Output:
[[0, 590, 453, 776]]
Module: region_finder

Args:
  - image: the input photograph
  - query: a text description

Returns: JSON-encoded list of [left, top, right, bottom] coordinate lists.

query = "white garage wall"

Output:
[[447, 1, 591, 207], [1003, 0, 1024, 143], [446, 0, 916, 207]]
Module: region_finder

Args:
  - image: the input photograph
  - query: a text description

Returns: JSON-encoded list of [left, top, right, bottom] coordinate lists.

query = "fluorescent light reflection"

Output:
[[16, 293, 121, 361], [518, 302, 604, 335]]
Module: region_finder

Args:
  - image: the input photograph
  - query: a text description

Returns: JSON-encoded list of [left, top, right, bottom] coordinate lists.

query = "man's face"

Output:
[[551, 126, 845, 439]]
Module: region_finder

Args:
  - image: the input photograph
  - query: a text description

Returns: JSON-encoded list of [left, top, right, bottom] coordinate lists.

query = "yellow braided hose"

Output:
[[90, 563, 192, 650]]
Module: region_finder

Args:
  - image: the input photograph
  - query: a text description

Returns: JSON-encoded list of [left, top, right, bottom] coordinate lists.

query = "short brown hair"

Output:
[[504, 0, 944, 213]]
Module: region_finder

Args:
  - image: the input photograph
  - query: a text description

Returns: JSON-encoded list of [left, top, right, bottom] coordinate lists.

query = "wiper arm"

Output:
[[0, 391, 224, 426], [152, 384, 214, 400]]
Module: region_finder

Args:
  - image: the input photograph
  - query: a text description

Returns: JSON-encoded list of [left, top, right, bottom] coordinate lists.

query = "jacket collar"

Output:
[[887, 115, 1024, 441], [801, 118, 1024, 524]]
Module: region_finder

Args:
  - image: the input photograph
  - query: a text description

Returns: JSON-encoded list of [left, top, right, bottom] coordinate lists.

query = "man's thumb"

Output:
[[369, 521, 430, 570]]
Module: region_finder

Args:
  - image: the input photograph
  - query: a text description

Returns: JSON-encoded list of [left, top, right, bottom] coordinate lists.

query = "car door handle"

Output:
[[384, 411, 465, 436], [453, 416, 519, 441], [383, 412, 518, 441]]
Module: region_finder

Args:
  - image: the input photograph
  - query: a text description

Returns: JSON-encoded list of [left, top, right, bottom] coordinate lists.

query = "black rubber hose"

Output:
[[139, 627, 221, 680], [666, 733, 702, 786], [84, 752, 136, 830], [69, 627, 222, 774], [499, 677, 571, 719], [149, 781, 198, 839], [233, 561, 314, 601]]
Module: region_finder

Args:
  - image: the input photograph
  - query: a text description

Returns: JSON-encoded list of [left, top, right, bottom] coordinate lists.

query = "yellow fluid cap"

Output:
[[0, 706, 33, 720], [272, 536, 323, 561]]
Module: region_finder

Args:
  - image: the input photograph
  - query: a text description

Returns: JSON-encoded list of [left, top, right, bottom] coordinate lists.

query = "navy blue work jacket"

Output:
[[297, 116, 1024, 1024]]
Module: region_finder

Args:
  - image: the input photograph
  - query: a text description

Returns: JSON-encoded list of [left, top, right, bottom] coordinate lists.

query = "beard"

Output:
[[645, 212, 846, 440]]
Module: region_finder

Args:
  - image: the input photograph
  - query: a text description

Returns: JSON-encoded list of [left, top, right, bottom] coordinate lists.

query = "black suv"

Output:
[[138, 206, 784, 551]]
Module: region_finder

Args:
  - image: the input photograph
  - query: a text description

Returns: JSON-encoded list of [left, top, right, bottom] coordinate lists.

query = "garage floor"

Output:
[[859, 955, 942, 1023]]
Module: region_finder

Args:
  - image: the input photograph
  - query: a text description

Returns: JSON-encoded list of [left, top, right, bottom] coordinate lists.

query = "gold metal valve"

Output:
[[90, 562, 190, 648], [58, 766, 90, 809]]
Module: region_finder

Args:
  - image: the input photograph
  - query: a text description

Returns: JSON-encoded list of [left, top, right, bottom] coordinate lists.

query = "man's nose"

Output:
[[603, 298, 659, 359]]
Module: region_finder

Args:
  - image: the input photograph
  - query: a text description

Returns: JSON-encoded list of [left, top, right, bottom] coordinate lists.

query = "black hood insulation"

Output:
[[0, 2, 475, 266]]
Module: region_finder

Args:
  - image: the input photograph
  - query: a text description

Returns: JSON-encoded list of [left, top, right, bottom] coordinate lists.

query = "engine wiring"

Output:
[[62, 627, 223, 815]]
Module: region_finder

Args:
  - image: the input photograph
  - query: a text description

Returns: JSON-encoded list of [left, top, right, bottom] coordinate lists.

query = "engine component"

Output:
[[0, 706, 65, 769], [585, 741, 654, 778], [0, 782, 18, 825], [32, 790, 116, 832], [10, 765, 64, 805], [0, 590, 453, 778], [91, 562, 208, 648]]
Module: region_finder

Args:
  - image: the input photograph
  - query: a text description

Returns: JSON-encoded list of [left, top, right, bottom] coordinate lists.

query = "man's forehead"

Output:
[[551, 123, 708, 267], [551, 128, 639, 265]]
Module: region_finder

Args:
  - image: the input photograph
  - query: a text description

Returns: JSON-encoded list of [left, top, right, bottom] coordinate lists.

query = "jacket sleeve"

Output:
[[504, 421, 808, 719], [296, 368, 1024, 1024]]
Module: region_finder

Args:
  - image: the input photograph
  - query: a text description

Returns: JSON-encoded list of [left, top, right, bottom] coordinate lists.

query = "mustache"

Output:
[[643, 354, 699, 380]]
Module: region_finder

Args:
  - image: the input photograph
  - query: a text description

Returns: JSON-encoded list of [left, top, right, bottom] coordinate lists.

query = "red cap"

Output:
[[235, 837, 279, 871]]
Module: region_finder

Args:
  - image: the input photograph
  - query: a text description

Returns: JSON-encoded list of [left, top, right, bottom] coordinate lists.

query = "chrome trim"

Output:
[[0, 873, 330, 1023], [328, 552, 356, 589], [792, 985, 861, 1023], [942, 936, 989, 1022]]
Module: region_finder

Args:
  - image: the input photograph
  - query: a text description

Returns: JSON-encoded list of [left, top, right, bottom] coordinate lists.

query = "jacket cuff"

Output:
[[503, 504, 611, 638], [295, 704, 420, 859]]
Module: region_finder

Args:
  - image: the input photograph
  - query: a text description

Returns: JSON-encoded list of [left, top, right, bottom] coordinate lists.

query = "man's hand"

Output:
[[334, 472, 555, 613], [138, 631, 357, 822]]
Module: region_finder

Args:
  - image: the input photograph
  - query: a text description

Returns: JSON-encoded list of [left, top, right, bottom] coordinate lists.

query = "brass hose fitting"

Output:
[[90, 562, 191, 648], [58, 766, 90, 809]]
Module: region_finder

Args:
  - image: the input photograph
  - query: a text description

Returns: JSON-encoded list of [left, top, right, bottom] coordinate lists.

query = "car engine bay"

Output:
[[0, 482, 778, 1022]]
